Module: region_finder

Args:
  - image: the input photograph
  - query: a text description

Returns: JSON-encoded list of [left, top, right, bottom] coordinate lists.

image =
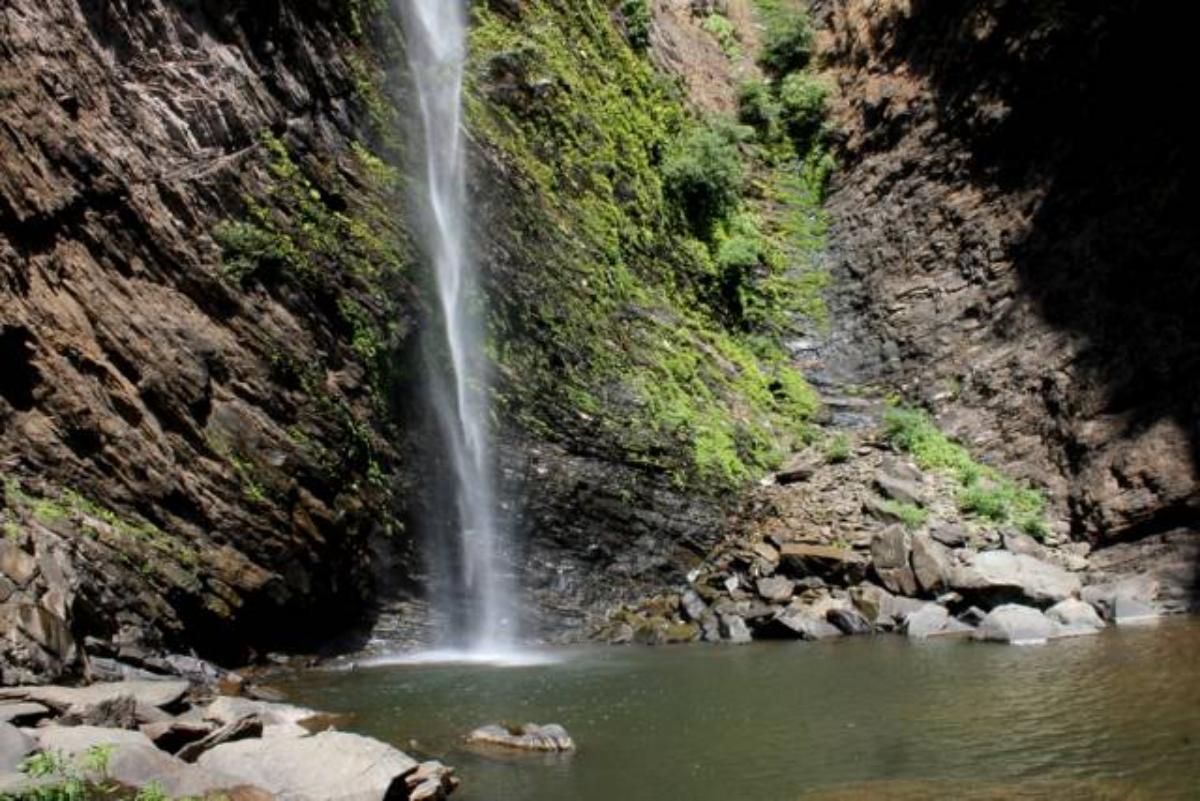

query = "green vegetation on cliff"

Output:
[[467, 0, 830, 487], [883, 407, 1049, 537]]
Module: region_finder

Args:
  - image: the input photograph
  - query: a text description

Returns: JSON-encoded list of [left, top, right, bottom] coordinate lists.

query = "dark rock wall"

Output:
[[817, 0, 1199, 542], [0, 0, 417, 679]]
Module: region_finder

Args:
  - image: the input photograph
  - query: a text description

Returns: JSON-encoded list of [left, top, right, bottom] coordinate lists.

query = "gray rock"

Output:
[[1, 680, 189, 712], [0, 722, 34, 772], [406, 760, 459, 801], [466, 723, 574, 752], [778, 544, 867, 583], [974, 604, 1059, 644], [871, 525, 918, 596], [35, 724, 155, 756], [199, 731, 419, 801], [1113, 596, 1160, 626], [950, 551, 1081, 606], [0, 702, 49, 725], [827, 607, 872, 635], [0, 541, 38, 586], [718, 614, 752, 644], [902, 604, 950, 639], [911, 533, 953, 595], [764, 606, 843, 640], [62, 693, 138, 729], [755, 576, 795, 603], [0, 772, 57, 795], [680, 589, 708, 622], [1001, 531, 1047, 559], [140, 718, 217, 752], [204, 696, 319, 728], [930, 524, 967, 547], [97, 743, 259, 798], [1082, 576, 1159, 621], [1045, 598, 1105, 632], [178, 715, 264, 762], [875, 471, 926, 506]]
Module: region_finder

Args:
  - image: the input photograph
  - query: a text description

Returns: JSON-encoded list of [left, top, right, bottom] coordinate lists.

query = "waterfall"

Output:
[[400, 0, 517, 654]]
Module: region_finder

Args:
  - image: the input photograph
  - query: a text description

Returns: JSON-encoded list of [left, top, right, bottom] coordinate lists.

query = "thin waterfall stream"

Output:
[[400, 0, 517, 655]]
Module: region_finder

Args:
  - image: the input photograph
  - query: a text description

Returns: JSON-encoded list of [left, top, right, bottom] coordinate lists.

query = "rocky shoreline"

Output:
[[596, 417, 1183, 648], [1, 677, 458, 800]]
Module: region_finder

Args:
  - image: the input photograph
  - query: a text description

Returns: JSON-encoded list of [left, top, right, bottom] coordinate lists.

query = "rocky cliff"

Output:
[[816, 0, 1199, 549]]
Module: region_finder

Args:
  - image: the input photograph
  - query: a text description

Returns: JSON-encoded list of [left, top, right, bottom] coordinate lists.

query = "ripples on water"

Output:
[[278, 619, 1200, 801]]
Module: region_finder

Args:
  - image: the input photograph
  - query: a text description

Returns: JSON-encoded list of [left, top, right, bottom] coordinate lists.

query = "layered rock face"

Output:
[[1, 0, 416, 679], [816, 0, 1199, 545]]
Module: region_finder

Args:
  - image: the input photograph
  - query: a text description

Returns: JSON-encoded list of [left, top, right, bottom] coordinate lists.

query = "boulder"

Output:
[[466, 723, 574, 752], [910, 533, 953, 595], [0, 722, 34, 772], [950, 551, 1081, 607], [761, 606, 843, 640], [1113, 596, 1160, 626], [974, 605, 1059, 644], [198, 731, 420, 801], [930, 524, 967, 548], [35, 724, 155, 756], [100, 743, 265, 799], [718, 614, 752, 644], [778, 544, 867, 583], [1081, 576, 1159, 622], [755, 576, 794, 603], [874, 471, 926, 506], [0, 701, 50, 725], [62, 694, 138, 729], [406, 760, 459, 801], [1046, 599, 1105, 633], [850, 582, 926, 627], [1, 680, 189, 712], [0, 772, 57, 795], [902, 604, 950, 639], [204, 696, 320, 728], [178, 715, 264, 762], [826, 607, 872, 635], [680, 590, 708, 622], [0, 541, 38, 586], [141, 718, 217, 753], [870, 526, 918, 597]]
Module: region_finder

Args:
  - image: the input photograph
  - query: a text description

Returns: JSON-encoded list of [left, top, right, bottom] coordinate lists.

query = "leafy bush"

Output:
[[883, 406, 1050, 538], [778, 72, 829, 150], [662, 126, 744, 238], [701, 13, 739, 57], [620, 0, 652, 50], [736, 80, 780, 139], [879, 499, 929, 530], [758, 11, 814, 75], [824, 432, 852, 463]]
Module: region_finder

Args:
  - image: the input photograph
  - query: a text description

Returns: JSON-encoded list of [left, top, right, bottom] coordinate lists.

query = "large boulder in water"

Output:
[[466, 723, 575, 752], [197, 730, 420, 800], [974, 604, 1059, 644], [950, 551, 1081, 607]]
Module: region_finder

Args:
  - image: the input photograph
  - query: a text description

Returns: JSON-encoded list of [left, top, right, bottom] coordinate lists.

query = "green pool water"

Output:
[[276, 618, 1200, 800]]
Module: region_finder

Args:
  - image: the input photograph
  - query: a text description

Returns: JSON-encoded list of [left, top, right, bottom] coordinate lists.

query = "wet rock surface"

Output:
[[466, 723, 576, 753]]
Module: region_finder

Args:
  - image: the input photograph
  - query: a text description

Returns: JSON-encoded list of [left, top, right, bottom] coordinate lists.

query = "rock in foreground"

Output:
[[466, 723, 575, 752], [197, 730, 422, 801]]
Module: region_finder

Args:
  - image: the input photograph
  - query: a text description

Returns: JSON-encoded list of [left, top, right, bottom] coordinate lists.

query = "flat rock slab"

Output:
[[204, 696, 321, 728], [951, 551, 1081, 606], [0, 701, 50, 725], [198, 730, 419, 801], [975, 604, 1059, 645], [1, 722, 34, 772], [0, 680, 189, 711], [466, 723, 575, 752], [35, 724, 155, 756], [903, 605, 950, 639], [1046, 599, 1105, 632]]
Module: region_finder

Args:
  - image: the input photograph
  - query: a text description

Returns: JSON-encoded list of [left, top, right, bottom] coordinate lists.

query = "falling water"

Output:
[[400, 0, 516, 654]]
